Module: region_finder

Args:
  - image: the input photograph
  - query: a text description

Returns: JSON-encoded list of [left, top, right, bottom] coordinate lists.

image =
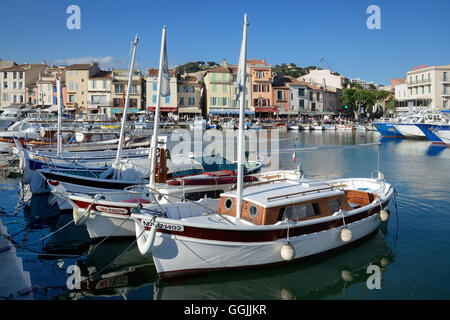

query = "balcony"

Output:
[[408, 78, 432, 86]]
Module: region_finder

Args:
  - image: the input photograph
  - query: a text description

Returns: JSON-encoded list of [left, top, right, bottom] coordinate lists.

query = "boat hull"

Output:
[[373, 122, 403, 137], [393, 124, 426, 139], [150, 210, 383, 280], [416, 123, 450, 144]]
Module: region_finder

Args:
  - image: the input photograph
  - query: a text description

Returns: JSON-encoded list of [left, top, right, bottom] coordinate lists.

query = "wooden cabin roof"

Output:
[[221, 179, 344, 208]]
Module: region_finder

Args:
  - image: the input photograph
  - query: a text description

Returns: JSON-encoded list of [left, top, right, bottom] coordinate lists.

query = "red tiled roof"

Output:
[[146, 68, 176, 76], [247, 59, 270, 66], [66, 64, 92, 70]]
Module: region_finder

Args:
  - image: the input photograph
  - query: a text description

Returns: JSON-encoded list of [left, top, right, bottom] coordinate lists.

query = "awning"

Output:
[[254, 107, 277, 113], [111, 108, 140, 114], [178, 107, 202, 114], [147, 107, 177, 112], [209, 108, 255, 115]]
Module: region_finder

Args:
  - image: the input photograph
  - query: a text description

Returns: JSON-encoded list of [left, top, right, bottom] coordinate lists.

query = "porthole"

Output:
[[248, 204, 259, 218], [224, 198, 234, 211]]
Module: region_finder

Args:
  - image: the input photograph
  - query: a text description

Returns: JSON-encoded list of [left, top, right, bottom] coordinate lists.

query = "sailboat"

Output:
[[124, 14, 395, 280]]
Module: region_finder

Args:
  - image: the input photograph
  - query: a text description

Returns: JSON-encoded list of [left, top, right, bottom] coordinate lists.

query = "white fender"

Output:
[[134, 218, 157, 255], [73, 207, 90, 226]]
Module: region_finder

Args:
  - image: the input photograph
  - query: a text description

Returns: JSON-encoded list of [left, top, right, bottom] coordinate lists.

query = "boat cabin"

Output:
[[218, 180, 377, 226]]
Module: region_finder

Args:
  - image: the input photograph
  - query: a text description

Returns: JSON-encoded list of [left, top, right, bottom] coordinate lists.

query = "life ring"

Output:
[[134, 217, 157, 255]]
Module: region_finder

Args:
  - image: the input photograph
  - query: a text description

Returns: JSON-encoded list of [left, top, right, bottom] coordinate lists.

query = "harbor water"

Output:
[[1, 129, 450, 300]]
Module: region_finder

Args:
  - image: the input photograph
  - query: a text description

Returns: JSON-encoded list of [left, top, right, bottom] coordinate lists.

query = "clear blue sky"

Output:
[[1, 0, 449, 85]]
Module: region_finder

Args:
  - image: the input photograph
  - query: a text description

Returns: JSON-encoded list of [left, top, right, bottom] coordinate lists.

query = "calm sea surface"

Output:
[[1, 129, 450, 300]]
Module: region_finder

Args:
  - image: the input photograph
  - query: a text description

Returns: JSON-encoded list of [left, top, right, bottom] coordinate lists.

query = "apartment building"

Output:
[[87, 70, 112, 115], [247, 59, 275, 115], [203, 60, 252, 117], [36, 66, 66, 107], [300, 69, 345, 90], [406, 65, 450, 111], [0, 63, 46, 107], [177, 75, 203, 116], [65, 62, 100, 114], [146, 68, 177, 114]]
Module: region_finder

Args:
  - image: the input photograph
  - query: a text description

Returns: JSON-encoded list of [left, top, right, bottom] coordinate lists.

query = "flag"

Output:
[[235, 15, 248, 98], [293, 152, 296, 164], [160, 34, 170, 97]]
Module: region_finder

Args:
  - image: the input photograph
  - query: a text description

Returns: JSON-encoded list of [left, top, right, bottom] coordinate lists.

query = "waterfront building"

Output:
[[300, 69, 345, 90], [0, 63, 46, 108], [36, 66, 66, 108], [272, 75, 289, 118], [111, 69, 144, 116], [146, 68, 177, 115], [87, 70, 112, 116], [177, 74, 203, 117], [405, 65, 450, 111], [273, 75, 329, 117], [247, 59, 276, 116], [65, 62, 100, 115], [203, 59, 252, 118]]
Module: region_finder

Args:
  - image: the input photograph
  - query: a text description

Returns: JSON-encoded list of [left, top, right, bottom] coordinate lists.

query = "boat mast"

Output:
[[114, 34, 139, 166], [56, 77, 62, 157], [149, 26, 169, 187], [236, 14, 248, 219]]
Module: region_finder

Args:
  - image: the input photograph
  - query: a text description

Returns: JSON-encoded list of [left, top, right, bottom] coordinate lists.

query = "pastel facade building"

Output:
[[36, 66, 66, 107], [203, 61, 252, 117], [247, 59, 276, 115], [146, 68, 178, 114], [110, 69, 144, 115], [65, 62, 100, 114], [406, 65, 450, 111], [88, 70, 112, 115], [177, 75, 203, 116], [0, 63, 46, 108], [300, 69, 345, 90]]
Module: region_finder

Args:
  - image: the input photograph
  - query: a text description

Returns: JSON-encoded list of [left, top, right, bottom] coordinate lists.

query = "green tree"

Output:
[[340, 89, 389, 119]]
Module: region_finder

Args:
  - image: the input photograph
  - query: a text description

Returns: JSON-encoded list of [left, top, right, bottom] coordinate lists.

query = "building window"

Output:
[[277, 90, 284, 100], [179, 97, 184, 105], [165, 96, 170, 104], [253, 85, 259, 92], [444, 72, 448, 82], [3, 72, 6, 79], [188, 97, 195, 105], [298, 88, 305, 97], [299, 99, 305, 109], [222, 97, 227, 106], [222, 85, 227, 93], [212, 84, 217, 93], [152, 95, 157, 103], [115, 84, 123, 94], [211, 97, 217, 106], [131, 85, 137, 94], [92, 80, 96, 89], [69, 95, 74, 102]]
